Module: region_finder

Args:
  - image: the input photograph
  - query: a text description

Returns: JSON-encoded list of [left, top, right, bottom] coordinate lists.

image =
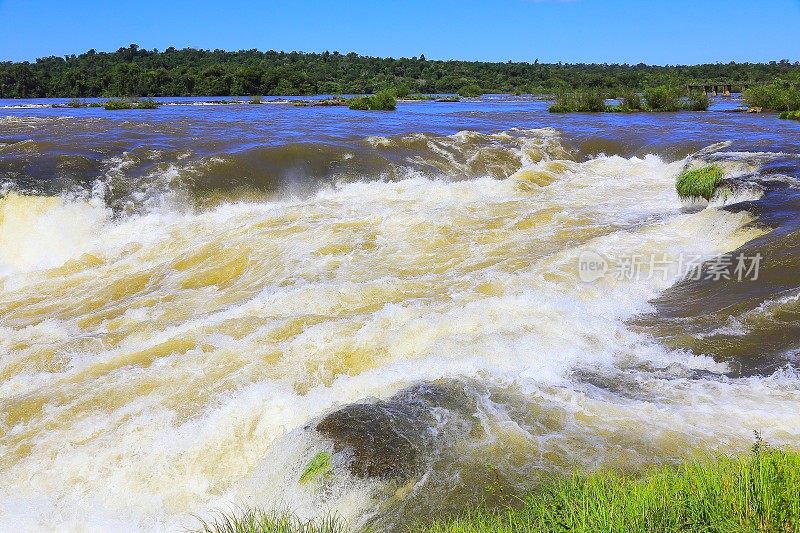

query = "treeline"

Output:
[[1, 44, 799, 98]]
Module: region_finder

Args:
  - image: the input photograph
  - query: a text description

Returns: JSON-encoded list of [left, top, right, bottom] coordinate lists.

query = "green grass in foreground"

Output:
[[780, 110, 800, 120], [425, 442, 800, 533], [676, 164, 725, 201], [197, 510, 348, 533], [198, 442, 800, 533]]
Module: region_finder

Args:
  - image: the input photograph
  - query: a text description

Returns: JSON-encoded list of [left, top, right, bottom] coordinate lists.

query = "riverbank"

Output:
[[197, 443, 800, 532]]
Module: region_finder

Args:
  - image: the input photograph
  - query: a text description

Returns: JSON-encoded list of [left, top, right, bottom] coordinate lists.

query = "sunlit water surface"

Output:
[[1, 95, 800, 531]]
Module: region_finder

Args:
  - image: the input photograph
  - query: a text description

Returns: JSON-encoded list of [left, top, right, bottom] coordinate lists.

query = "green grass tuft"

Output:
[[104, 98, 160, 110], [104, 99, 133, 110], [136, 97, 160, 109], [197, 509, 348, 533], [423, 443, 800, 533], [299, 451, 333, 485], [348, 89, 397, 110], [676, 164, 725, 201], [402, 94, 434, 101], [779, 110, 800, 120], [549, 90, 605, 113]]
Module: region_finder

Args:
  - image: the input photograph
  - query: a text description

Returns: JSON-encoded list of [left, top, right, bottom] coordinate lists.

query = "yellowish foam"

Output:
[[0, 150, 790, 532]]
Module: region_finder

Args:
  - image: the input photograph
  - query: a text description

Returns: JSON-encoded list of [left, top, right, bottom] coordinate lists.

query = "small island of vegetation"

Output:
[[548, 86, 710, 113], [347, 89, 397, 110]]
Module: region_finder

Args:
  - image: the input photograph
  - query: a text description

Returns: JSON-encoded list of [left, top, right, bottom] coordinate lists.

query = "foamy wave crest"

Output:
[[0, 193, 110, 280]]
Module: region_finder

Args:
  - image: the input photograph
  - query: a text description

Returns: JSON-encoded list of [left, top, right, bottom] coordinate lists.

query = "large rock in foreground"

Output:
[[313, 381, 476, 481]]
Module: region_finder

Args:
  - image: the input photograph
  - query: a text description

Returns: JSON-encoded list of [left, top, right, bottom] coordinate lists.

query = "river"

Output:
[[1, 95, 799, 531]]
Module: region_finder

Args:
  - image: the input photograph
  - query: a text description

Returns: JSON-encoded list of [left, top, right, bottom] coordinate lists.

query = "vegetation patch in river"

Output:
[[642, 85, 683, 111], [550, 86, 708, 113], [102, 97, 161, 110], [744, 82, 800, 112], [676, 165, 724, 201], [457, 84, 483, 98], [348, 90, 397, 111], [548, 90, 606, 112]]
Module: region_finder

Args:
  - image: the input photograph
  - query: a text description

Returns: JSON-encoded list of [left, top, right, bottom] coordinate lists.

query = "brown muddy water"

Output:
[[1, 95, 800, 531]]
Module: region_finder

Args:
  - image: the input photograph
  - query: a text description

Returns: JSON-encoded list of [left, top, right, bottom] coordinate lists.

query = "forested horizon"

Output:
[[1, 44, 799, 98]]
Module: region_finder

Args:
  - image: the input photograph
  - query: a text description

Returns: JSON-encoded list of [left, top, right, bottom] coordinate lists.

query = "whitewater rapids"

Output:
[[0, 128, 798, 532]]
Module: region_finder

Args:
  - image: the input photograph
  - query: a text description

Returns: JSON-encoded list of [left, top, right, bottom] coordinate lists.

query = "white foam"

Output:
[[0, 143, 791, 531]]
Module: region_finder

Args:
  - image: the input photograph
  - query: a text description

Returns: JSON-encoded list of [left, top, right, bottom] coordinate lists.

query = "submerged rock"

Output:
[[313, 381, 476, 481]]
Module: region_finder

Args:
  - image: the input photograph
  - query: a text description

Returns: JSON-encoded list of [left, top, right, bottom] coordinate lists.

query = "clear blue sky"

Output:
[[1, 0, 799, 64]]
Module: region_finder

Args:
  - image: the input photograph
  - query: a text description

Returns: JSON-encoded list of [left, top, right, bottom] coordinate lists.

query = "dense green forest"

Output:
[[1, 44, 799, 98]]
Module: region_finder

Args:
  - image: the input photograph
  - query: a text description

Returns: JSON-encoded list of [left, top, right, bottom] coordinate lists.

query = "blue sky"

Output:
[[1, 0, 799, 64]]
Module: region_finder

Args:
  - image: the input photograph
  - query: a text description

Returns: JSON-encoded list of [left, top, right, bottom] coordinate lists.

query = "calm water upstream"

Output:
[[1, 95, 800, 531]]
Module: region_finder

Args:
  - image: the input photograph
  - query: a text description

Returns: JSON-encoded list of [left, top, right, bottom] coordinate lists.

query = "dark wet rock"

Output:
[[313, 381, 476, 480], [316, 402, 428, 479]]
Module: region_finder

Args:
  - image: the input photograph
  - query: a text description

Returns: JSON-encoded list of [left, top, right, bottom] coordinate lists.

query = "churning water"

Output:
[[1, 96, 800, 531]]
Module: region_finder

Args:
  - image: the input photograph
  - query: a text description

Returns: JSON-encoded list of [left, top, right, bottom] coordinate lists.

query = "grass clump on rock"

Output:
[[104, 98, 160, 110], [424, 442, 800, 533], [676, 165, 725, 201], [779, 110, 800, 120], [136, 97, 160, 109], [298, 451, 333, 485], [549, 90, 605, 112], [348, 89, 397, 110], [104, 98, 133, 110]]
